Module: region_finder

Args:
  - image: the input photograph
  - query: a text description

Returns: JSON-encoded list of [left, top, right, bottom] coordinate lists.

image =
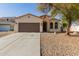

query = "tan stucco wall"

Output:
[[14, 14, 43, 32]]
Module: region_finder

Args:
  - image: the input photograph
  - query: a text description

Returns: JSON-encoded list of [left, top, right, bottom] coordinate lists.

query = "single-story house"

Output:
[[0, 13, 79, 32], [14, 14, 63, 32]]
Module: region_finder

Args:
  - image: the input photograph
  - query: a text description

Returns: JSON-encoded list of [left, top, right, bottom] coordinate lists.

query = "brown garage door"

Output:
[[19, 23, 40, 32]]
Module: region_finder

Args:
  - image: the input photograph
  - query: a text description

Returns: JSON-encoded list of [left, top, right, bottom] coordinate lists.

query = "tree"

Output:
[[37, 3, 79, 35]]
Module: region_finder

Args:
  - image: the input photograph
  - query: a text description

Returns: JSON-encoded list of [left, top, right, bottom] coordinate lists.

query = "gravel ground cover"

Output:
[[41, 33, 79, 56]]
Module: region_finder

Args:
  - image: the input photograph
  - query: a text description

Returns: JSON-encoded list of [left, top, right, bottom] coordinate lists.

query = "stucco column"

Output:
[[47, 23, 49, 32], [40, 22, 43, 32], [14, 23, 18, 32]]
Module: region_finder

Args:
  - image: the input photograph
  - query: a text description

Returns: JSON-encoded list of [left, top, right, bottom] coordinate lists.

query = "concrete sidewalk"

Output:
[[0, 33, 40, 56]]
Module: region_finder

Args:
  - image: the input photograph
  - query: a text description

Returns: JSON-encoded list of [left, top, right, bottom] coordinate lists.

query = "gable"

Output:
[[15, 14, 43, 23]]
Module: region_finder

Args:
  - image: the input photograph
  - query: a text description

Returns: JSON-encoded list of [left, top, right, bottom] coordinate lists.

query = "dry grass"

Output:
[[41, 33, 79, 56]]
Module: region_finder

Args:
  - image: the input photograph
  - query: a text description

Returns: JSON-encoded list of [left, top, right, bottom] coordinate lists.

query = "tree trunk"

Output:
[[66, 19, 72, 35]]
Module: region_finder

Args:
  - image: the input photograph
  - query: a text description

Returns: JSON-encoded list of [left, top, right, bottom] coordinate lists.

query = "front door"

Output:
[[43, 22, 47, 32]]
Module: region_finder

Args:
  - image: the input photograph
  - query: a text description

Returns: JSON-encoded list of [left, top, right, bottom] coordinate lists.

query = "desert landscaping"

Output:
[[41, 33, 79, 56]]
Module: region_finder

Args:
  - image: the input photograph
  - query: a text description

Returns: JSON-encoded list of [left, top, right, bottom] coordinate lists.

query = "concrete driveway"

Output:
[[0, 33, 40, 56]]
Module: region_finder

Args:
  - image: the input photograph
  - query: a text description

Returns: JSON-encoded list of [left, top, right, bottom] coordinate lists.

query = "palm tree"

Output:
[[37, 3, 79, 35]]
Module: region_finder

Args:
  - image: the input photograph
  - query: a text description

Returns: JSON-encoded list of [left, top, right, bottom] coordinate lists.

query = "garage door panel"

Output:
[[0, 25, 10, 31], [19, 23, 40, 32]]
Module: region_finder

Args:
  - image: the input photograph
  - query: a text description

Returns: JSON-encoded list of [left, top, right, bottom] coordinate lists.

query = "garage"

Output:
[[19, 23, 40, 32], [0, 25, 10, 31]]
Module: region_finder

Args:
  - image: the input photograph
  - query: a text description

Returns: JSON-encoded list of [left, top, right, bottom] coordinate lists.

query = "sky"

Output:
[[0, 3, 44, 17]]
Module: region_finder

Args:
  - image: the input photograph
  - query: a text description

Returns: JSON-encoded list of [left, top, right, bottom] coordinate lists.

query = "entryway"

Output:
[[43, 22, 47, 32]]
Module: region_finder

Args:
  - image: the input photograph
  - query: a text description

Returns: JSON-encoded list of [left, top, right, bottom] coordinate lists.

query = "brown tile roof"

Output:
[[15, 13, 41, 19], [39, 15, 52, 22]]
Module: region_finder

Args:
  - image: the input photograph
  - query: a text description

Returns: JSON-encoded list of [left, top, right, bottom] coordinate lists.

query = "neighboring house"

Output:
[[70, 20, 79, 32], [0, 17, 15, 31]]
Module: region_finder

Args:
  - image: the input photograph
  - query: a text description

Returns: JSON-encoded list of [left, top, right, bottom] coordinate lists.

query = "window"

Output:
[[50, 22, 53, 29], [55, 22, 58, 29]]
